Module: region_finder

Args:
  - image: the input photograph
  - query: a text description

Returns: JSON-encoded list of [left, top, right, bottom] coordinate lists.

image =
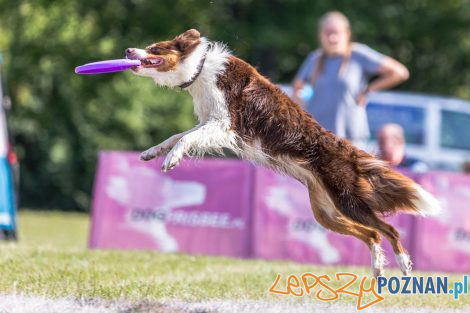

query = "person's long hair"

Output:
[[310, 11, 352, 85]]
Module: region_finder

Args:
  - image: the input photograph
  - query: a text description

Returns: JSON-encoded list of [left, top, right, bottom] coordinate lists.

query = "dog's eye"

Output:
[[149, 48, 161, 55]]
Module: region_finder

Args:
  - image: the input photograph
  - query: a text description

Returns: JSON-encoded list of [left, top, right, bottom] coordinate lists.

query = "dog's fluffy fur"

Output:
[[127, 29, 441, 276]]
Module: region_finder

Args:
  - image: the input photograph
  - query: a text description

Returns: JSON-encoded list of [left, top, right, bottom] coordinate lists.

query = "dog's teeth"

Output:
[[141, 58, 160, 66]]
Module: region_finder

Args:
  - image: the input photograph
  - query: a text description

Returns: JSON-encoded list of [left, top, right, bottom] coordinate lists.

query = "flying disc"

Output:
[[75, 59, 141, 74]]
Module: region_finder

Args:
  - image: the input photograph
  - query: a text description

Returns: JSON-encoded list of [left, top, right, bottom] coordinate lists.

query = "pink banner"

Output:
[[251, 167, 413, 267], [90, 152, 470, 272], [412, 171, 470, 272], [90, 152, 254, 258]]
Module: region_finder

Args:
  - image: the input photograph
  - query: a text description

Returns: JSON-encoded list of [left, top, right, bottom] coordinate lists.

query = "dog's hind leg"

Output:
[[315, 210, 386, 277], [307, 182, 385, 277], [360, 214, 412, 276]]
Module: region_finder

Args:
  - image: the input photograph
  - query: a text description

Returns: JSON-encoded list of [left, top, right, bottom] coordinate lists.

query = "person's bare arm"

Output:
[[292, 78, 305, 106], [357, 57, 409, 106]]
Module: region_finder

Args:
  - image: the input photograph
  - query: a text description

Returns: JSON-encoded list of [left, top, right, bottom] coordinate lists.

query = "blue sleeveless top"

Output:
[[295, 43, 385, 140]]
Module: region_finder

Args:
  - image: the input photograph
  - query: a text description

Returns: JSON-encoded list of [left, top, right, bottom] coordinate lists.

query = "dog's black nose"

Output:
[[126, 48, 134, 54]]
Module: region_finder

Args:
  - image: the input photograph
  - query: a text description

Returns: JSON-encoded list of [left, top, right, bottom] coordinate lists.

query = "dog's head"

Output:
[[126, 29, 205, 87]]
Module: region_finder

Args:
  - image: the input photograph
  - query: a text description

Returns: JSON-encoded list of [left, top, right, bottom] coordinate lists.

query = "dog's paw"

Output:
[[140, 149, 156, 161], [140, 145, 169, 161], [373, 267, 385, 278], [396, 253, 413, 276], [161, 146, 184, 172]]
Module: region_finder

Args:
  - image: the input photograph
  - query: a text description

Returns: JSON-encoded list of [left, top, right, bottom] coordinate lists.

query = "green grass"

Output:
[[0, 211, 468, 310]]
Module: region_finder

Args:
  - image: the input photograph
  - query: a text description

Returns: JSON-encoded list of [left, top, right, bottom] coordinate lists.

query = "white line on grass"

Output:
[[0, 294, 113, 313], [0, 294, 467, 313]]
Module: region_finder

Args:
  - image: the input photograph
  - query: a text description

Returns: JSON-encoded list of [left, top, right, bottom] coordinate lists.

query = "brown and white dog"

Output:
[[126, 29, 440, 277]]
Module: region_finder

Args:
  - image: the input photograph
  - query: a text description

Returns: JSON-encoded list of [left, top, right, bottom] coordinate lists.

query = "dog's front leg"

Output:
[[161, 122, 232, 172], [140, 126, 201, 161]]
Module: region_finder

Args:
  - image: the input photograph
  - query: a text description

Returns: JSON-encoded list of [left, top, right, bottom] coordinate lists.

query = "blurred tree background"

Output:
[[0, 0, 469, 211]]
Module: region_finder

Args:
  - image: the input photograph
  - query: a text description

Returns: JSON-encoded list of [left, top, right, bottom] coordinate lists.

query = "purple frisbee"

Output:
[[75, 59, 141, 74]]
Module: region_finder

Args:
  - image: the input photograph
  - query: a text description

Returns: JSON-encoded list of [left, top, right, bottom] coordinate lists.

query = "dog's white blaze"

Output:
[[132, 48, 148, 59], [412, 184, 441, 216]]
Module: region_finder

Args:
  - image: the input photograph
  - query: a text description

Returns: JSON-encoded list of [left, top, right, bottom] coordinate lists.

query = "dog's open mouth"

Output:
[[140, 57, 164, 68], [129, 57, 165, 71]]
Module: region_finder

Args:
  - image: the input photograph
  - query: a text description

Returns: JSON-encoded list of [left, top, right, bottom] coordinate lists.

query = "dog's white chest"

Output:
[[188, 77, 230, 125]]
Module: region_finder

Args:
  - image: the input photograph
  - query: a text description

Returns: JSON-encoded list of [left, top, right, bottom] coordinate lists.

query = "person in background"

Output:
[[463, 161, 470, 174], [377, 123, 428, 172], [292, 11, 409, 149]]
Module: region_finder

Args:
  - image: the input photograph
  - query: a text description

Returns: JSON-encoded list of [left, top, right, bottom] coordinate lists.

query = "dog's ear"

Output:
[[180, 29, 200, 40], [175, 29, 201, 53]]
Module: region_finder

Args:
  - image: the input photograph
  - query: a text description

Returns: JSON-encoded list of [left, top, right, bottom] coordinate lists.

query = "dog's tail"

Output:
[[356, 158, 441, 217], [410, 183, 441, 216]]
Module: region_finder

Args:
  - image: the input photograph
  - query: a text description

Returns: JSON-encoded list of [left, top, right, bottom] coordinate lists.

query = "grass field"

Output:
[[0, 211, 469, 312]]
